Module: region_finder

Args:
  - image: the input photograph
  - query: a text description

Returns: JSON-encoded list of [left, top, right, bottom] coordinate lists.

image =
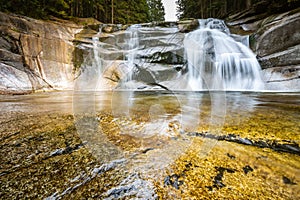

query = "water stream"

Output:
[[0, 19, 299, 199], [184, 19, 264, 90], [78, 18, 265, 91]]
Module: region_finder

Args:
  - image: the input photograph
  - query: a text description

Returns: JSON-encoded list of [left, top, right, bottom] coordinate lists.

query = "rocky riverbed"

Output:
[[0, 91, 299, 199]]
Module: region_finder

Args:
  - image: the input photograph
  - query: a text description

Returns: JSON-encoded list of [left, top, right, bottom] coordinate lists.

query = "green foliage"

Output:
[[0, 0, 154, 24], [0, 0, 299, 23], [0, 0, 44, 18], [147, 0, 165, 22], [113, 0, 150, 24], [176, 0, 300, 19], [176, 0, 249, 19]]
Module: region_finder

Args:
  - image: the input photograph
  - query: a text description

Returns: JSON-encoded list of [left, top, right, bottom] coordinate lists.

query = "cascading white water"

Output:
[[124, 24, 140, 82], [92, 27, 103, 72], [184, 19, 264, 90]]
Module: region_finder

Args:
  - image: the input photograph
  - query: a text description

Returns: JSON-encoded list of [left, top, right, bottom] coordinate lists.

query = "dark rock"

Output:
[[184, 162, 192, 169], [206, 186, 213, 191], [238, 138, 253, 145], [149, 21, 178, 28], [274, 143, 300, 154], [178, 19, 199, 33], [187, 131, 300, 155], [209, 167, 235, 189], [243, 165, 254, 174], [141, 147, 155, 154], [226, 153, 236, 159], [164, 174, 183, 189], [283, 144, 300, 153], [282, 176, 296, 185], [140, 49, 184, 65], [254, 140, 269, 148], [49, 142, 85, 157]]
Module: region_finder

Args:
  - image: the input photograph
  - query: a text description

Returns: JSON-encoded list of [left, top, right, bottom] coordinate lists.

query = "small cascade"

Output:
[[124, 24, 141, 82], [118, 24, 181, 90], [74, 25, 105, 91], [184, 19, 264, 90], [76, 19, 265, 91], [92, 27, 103, 73]]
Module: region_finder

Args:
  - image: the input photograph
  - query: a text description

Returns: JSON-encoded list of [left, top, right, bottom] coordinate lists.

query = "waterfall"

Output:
[[184, 19, 264, 91], [124, 24, 140, 83], [92, 27, 103, 73], [73, 27, 102, 91], [76, 19, 265, 91]]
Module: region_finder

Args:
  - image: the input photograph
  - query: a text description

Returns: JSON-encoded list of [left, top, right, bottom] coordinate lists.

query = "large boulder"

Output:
[[0, 12, 84, 94]]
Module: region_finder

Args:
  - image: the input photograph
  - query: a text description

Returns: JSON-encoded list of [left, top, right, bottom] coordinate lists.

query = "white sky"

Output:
[[162, 0, 177, 21]]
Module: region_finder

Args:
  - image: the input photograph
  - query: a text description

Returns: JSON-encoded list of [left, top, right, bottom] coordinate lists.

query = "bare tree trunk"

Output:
[[246, 0, 251, 8], [201, 0, 204, 19], [111, 0, 114, 24]]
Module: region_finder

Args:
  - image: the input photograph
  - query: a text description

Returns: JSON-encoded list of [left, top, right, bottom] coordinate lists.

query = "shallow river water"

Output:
[[0, 91, 299, 199]]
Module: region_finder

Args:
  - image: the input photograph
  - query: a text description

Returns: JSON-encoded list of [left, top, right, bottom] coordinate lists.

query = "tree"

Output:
[[176, 0, 256, 19], [147, 0, 165, 22], [176, 0, 200, 19], [113, 0, 150, 24]]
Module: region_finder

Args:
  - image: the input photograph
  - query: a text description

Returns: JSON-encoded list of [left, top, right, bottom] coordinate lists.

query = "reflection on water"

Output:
[[0, 91, 74, 114], [1, 91, 299, 143], [1, 91, 299, 142], [0, 91, 299, 199]]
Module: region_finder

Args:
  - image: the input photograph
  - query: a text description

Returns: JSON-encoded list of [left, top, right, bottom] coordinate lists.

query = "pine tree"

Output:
[[147, 0, 165, 22], [113, 0, 150, 24]]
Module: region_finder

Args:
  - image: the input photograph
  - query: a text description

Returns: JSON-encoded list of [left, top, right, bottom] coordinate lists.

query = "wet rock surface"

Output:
[[227, 7, 300, 90], [164, 174, 184, 189], [187, 131, 300, 155]]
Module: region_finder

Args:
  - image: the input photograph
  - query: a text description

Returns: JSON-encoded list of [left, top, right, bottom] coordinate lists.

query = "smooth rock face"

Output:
[[1, 7, 300, 93], [0, 12, 82, 94], [252, 11, 300, 56], [0, 63, 32, 93], [74, 24, 185, 91], [228, 8, 300, 90]]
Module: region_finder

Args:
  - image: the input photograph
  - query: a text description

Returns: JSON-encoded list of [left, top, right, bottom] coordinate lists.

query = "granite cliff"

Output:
[[0, 12, 85, 94]]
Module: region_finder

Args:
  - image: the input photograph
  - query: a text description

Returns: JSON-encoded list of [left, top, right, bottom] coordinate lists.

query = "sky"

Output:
[[162, 0, 177, 21]]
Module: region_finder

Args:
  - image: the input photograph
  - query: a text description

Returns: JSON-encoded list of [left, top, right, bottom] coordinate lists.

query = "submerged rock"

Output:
[[242, 165, 254, 174], [164, 174, 183, 189], [104, 173, 157, 200], [282, 176, 297, 185]]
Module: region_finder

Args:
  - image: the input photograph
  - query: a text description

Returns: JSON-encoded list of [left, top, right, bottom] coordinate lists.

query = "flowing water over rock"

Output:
[[77, 18, 265, 91], [184, 19, 264, 90]]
